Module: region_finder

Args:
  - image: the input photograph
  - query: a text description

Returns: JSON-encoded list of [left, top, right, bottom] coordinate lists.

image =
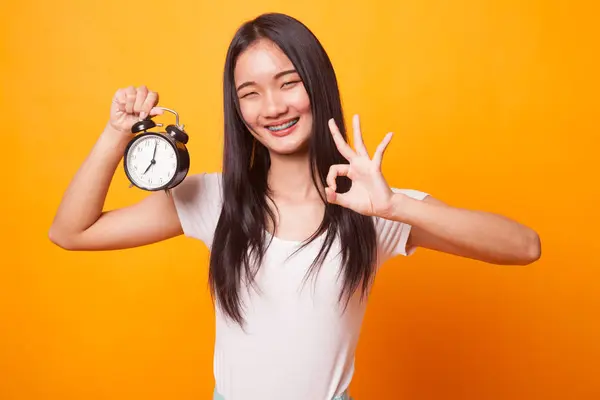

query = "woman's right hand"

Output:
[[49, 84, 183, 251], [108, 85, 164, 136]]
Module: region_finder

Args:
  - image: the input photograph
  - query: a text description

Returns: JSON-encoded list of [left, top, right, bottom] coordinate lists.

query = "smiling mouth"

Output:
[[265, 118, 299, 132]]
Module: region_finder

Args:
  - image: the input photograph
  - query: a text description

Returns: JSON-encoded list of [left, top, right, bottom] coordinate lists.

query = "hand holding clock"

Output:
[[108, 86, 164, 138], [110, 85, 190, 191]]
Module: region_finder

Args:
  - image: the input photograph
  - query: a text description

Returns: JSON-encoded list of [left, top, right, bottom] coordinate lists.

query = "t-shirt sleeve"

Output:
[[374, 188, 429, 263], [170, 172, 223, 248]]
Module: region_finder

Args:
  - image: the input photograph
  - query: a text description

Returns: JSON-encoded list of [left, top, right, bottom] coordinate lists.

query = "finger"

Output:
[[326, 164, 350, 191], [325, 187, 337, 204], [113, 89, 127, 112], [140, 90, 158, 119], [328, 118, 356, 161], [352, 114, 368, 156], [133, 85, 148, 114], [373, 132, 394, 167], [149, 106, 164, 117], [125, 86, 136, 114]]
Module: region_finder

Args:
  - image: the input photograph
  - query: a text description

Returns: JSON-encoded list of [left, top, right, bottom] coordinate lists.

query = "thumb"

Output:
[[325, 187, 351, 208], [149, 106, 164, 117]]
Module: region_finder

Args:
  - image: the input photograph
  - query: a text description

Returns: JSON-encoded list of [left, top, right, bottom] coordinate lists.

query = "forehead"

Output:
[[234, 39, 295, 84]]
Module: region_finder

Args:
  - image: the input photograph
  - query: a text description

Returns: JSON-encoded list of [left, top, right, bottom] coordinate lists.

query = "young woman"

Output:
[[49, 12, 541, 400]]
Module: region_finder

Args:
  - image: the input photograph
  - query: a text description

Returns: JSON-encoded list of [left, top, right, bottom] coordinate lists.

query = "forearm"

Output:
[[390, 193, 541, 265], [50, 125, 130, 239]]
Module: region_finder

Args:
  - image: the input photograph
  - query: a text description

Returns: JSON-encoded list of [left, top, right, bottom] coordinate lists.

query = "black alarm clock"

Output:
[[123, 107, 190, 191]]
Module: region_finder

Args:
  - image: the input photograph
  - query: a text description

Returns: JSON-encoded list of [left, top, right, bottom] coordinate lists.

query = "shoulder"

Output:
[[181, 171, 222, 187], [372, 187, 429, 260], [169, 172, 223, 244], [172, 172, 222, 201]]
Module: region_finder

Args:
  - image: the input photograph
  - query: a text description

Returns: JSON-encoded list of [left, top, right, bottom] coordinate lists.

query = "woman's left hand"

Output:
[[326, 114, 396, 218]]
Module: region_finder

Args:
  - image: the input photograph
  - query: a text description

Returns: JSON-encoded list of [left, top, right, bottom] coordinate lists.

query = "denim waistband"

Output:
[[213, 388, 352, 400]]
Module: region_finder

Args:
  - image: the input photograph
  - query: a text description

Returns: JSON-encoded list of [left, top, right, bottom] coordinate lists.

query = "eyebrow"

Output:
[[236, 69, 298, 91]]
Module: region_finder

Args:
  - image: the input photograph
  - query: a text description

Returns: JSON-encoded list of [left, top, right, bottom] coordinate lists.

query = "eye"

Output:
[[282, 80, 301, 89], [240, 91, 258, 99]]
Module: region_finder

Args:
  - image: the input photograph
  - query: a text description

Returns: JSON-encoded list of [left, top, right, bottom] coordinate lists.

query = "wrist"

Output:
[[100, 123, 133, 149], [380, 192, 412, 223]]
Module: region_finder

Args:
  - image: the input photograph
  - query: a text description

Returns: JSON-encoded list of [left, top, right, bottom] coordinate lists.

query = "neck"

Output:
[[267, 151, 322, 200]]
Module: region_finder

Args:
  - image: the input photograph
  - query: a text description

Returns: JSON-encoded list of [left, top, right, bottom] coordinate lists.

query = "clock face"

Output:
[[125, 134, 177, 190]]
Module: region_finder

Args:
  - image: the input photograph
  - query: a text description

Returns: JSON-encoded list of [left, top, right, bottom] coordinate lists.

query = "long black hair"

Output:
[[210, 12, 378, 325]]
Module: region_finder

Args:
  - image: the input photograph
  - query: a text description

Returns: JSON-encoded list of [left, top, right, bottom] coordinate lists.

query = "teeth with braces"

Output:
[[267, 118, 299, 131]]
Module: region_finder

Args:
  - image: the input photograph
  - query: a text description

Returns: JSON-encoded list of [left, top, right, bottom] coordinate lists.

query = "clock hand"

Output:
[[142, 162, 152, 175], [142, 140, 158, 176]]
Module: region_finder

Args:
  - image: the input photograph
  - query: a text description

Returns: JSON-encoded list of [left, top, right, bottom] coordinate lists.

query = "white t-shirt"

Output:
[[172, 173, 428, 400]]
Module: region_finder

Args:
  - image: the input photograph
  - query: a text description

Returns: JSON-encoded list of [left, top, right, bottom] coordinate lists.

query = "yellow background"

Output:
[[2, 0, 599, 399]]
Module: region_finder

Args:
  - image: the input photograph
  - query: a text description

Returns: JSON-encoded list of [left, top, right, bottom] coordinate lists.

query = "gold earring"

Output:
[[249, 139, 256, 169]]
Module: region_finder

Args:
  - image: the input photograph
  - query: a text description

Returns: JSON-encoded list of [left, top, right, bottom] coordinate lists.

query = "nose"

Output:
[[262, 90, 288, 119]]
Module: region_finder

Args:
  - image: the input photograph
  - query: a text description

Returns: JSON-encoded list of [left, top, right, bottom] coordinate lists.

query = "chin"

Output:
[[267, 139, 310, 156]]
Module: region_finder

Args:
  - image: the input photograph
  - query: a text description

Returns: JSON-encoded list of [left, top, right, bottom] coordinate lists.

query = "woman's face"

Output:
[[234, 39, 313, 156]]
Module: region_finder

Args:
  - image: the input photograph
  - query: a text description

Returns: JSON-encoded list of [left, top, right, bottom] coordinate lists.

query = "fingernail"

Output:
[[139, 111, 147, 120]]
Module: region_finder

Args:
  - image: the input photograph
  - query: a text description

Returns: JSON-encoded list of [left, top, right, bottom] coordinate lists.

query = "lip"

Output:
[[264, 117, 300, 137]]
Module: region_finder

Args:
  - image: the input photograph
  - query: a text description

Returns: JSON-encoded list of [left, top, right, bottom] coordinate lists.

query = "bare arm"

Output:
[[395, 194, 542, 265], [324, 114, 540, 266], [49, 86, 183, 251]]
